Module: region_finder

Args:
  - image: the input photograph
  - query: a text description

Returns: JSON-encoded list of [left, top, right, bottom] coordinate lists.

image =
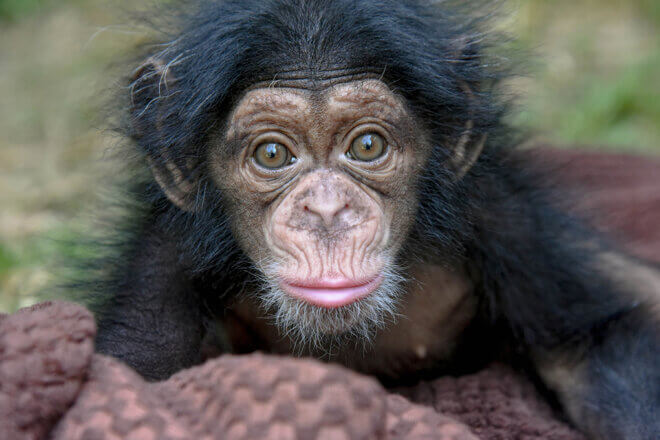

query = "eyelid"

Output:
[[252, 132, 296, 150], [342, 114, 397, 136]]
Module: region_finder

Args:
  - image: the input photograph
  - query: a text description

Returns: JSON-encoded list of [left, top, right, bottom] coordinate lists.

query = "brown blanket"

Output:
[[1, 149, 658, 440], [0, 302, 585, 440]]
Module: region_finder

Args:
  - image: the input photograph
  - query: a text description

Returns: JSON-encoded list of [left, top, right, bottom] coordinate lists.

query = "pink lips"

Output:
[[280, 275, 383, 308]]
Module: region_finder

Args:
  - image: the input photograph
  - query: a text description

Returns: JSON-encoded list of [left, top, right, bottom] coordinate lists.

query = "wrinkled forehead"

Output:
[[227, 79, 407, 131]]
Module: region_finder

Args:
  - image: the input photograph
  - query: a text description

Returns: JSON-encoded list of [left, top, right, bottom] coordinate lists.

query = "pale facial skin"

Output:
[[208, 79, 429, 341]]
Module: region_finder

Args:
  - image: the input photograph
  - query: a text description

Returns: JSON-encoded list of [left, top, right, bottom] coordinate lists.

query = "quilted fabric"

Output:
[[2, 301, 577, 440]]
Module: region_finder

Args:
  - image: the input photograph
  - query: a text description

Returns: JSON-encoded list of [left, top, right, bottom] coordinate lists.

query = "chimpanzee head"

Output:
[[128, 0, 504, 344]]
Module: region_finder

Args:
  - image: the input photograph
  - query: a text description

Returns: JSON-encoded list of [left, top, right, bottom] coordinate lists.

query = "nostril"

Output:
[[302, 200, 353, 228]]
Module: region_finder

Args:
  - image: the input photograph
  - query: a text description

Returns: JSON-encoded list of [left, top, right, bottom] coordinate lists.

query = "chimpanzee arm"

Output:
[[535, 307, 660, 440], [93, 227, 205, 381], [493, 256, 659, 440], [470, 159, 660, 440]]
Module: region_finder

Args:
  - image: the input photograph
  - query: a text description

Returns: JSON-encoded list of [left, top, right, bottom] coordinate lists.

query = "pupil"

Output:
[[361, 136, 373, 150], [265, 144, 278, 159]]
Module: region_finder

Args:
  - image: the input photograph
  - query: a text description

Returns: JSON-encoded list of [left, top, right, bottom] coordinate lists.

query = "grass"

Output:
[[508, 0, 660, 152], [515, 52, 660, 152], [0, 0, 48, 21], [0, 0, 658, 312], [0, 0, 140, 310]]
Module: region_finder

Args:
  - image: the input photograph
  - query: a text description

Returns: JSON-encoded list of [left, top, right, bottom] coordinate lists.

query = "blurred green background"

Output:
[[0, 0, 658, 312]]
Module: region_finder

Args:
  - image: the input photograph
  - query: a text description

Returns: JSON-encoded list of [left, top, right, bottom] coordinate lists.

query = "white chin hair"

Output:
[[256, 265, 407, 351]]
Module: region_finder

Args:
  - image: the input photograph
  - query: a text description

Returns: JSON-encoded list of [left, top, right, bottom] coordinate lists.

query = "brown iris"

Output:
[[253, 142, 294, 169], [349, 133, 386, 162]]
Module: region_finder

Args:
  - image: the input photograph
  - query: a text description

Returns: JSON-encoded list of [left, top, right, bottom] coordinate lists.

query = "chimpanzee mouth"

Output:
[[279, 275, 384, 309], [254, 263, 406, 348]]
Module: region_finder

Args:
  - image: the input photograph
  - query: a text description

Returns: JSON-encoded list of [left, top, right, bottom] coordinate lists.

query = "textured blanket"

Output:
[[1, 149, 658, 440]]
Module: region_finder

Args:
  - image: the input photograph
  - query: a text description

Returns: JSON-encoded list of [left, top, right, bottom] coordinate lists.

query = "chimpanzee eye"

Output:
[[348, 133, 387, 162], [253, 142, 295, 169]]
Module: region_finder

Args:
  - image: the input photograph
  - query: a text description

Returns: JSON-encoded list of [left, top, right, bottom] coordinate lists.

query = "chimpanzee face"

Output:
[[208, 79, 429, 342]]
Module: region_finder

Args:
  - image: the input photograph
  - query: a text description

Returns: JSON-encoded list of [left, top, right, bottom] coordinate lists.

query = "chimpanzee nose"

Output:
[[303, 198, 352, 229]]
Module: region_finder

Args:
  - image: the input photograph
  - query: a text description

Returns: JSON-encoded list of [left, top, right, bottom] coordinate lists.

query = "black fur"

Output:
[[85, 1, 659, 439]]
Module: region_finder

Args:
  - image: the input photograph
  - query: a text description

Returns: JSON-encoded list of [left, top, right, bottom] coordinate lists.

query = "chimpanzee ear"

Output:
[[448, 81, 487, 179], [148, 157, 200, 212], [130, 57, 175, 125], [449, 119, 487, 179], [130, 59, 200, 212]]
